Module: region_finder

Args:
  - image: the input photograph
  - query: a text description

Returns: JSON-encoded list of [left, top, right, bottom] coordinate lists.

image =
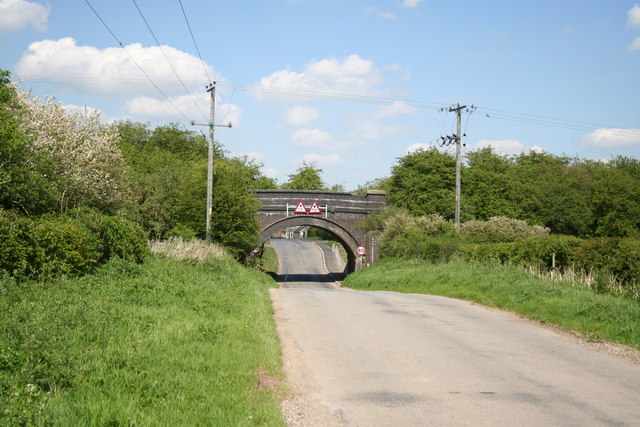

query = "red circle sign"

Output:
[[356, 246, 366, 256]]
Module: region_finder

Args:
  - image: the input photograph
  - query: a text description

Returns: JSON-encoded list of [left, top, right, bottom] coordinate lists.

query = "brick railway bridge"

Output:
[[253, 190, 386, 272]]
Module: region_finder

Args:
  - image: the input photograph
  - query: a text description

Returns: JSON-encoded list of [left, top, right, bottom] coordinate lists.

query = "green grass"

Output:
[[344, 258, 640, 349], [0, 256, 285, 426], [260, 244, 280, 277]]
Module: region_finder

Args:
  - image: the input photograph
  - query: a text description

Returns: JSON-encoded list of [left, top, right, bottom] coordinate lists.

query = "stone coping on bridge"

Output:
[[253, 189, 386, 214]]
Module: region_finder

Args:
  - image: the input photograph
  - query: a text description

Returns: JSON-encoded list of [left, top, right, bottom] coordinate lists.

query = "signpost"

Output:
[[356, 245, 366, 256]]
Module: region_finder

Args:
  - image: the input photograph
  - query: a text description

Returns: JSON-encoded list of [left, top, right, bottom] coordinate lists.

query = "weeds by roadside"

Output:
[[0, 250, 285, 425]]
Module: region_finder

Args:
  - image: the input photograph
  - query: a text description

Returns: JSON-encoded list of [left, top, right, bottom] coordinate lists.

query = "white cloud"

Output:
[[300, 153, 343, 165], [264, 167, 278, 178], [629, 36, 640, 51], [285, 105, 320, 126], [291, 128, 337, 149], [474, 139, 526, 155], [405, 143, 435, 154], [386, 63, 412, 81], [580, 128, 640, 148], [253, 54, 385, 101], [403, 0, 424, 7], [0, 0, 49, 32], [373, 101, 418, 119], [628, 4, 640, 27], [530, 145, 545, 153], [15, 37, 219, 97], [243, 152, 266, 162], [124, 92, 241, 125], [365, 7, 396, 19]]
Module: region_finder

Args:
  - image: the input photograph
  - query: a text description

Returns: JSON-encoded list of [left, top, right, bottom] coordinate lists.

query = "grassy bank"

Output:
[[344, 258, 640, 349], [0, 251, 285, 425]]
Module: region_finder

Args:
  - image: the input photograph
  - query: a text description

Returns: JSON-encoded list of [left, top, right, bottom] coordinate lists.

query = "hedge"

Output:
[[0, 208, 148, 281]]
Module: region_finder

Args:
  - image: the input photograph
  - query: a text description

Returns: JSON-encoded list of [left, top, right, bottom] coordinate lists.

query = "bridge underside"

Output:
[[259, 216, 357, 272]]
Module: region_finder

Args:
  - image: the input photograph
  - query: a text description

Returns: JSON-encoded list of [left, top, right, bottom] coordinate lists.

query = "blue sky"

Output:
[[1, 0, 639, 189]]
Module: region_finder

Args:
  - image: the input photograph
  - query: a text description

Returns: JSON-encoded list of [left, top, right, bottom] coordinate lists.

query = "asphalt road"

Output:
[[269, 239, 640, 426]]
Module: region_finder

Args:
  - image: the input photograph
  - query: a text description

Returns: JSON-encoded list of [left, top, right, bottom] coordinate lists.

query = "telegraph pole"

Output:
[[438, 104, 476, 234], [192, 82, 232, 242], [450, 104, 464, 234], [205, 83, 215, 242]]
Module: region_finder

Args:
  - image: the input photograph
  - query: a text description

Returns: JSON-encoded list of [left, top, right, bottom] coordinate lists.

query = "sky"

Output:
[[1, 0, 639, 189]]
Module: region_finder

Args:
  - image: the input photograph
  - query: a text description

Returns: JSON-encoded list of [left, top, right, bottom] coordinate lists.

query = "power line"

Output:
[[131, 0, 207, 122], [16, 71, 637, 138], [83, 0, 192, 123], [178, 0, 212, 84]]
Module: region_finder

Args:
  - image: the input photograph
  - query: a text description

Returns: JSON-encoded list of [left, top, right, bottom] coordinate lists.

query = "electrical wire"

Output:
[[17, 71, 637, 139], [131, 0, 208, 122], [178, 0, 212, 85], [83, 0, 193, 123]]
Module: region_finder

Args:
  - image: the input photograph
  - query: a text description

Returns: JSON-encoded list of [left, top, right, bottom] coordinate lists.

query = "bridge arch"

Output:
[[259, 216, 359, 272], [253, 189, 386, 272]]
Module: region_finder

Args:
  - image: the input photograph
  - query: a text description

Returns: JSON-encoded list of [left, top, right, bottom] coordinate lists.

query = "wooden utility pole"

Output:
[[192, 82, 231, 243], [449, 104, 465, 234], [205, 82, 215, 242]]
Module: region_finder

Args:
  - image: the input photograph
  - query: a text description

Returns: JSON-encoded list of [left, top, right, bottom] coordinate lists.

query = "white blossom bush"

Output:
[[16, 91, 127, 212], [461, 216, 550, 242]]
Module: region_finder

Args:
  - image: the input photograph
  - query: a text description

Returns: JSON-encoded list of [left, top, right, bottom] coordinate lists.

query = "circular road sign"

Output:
[[356, 245, 366, 256], [251, 246, 261, 255]]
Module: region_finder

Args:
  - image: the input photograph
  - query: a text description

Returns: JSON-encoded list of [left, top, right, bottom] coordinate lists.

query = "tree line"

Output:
[[377, 147, 639, 238]]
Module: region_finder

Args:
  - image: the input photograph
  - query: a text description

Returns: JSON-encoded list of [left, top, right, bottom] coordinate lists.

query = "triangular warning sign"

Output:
[[308, 201, 321, 214], [294, 200, 307, 214]]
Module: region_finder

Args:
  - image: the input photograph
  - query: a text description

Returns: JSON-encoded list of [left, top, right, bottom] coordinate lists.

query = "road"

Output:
[[269, 239, 640, 426]]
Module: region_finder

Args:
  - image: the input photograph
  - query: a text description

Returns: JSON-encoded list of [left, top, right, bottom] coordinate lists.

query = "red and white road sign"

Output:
[[308, 201, 322, 214], [294, 200, 307, 214], [356, 245, 366, 256]]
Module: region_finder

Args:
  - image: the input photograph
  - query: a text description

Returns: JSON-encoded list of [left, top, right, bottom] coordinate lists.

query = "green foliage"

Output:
[[388, 147, 456, 217], [460, 216, 549, 243], [378, 210, 457, 260], [211, 157, 261, 256], [571, 238, 640, 289], [0, 256, 284, 425], [387, 146, 639, 237], [114, 121, 268, 255], [0, 208, 147, 280], [281, 161, 326, 190], [0, 70, 58, 215], [463, 235, 582, 269]]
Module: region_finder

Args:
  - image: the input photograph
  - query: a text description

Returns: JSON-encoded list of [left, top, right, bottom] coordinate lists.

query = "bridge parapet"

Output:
[[253, 190, 386, 271]]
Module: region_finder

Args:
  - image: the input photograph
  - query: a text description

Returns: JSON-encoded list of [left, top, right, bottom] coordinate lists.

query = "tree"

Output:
[[16, 90, 127, 213], [0, 70, 58, 215], [590, 157, 640, 237], [463, 147, 518, 220], [281, 161, 326, 190], [388, 148, 456, 218]]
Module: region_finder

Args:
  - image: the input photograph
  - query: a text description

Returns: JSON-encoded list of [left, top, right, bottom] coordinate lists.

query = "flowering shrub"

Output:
[[461, 216, 549, 243], [16, 91, 127, 213]]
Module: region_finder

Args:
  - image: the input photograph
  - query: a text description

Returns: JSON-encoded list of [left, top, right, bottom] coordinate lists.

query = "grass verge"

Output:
[[0, 253, 285, 425], [344, 258, 640, 349], [260, 244, 279, 277]]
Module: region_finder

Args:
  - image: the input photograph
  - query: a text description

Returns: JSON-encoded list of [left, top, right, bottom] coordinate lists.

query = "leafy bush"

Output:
[[463, 235, 582, 269], [69, 208, 149, 264], [0, 209, 148, 280], [0, 211, 100, 280], [460, 216, 549, 243], [571, 238, 640, 289]]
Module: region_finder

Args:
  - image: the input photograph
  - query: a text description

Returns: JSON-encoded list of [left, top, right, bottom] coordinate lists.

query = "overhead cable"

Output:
[[83, 0, 192, 123], [132, 0, 208, 122]]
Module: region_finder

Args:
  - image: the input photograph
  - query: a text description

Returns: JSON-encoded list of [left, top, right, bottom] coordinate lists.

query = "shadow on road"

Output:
[[274, 272, 347, 283]]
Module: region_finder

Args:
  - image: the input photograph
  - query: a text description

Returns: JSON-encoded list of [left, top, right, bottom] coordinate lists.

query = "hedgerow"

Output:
[[0, 208, 148, 281]]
